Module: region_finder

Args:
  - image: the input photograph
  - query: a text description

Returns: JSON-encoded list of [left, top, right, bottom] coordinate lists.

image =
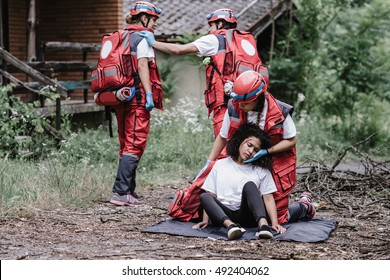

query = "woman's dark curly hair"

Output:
[[226, 122, 273, 170]]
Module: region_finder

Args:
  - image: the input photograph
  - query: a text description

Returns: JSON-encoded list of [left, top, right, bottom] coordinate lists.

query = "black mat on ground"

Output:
[[142, 218, 337, 243]]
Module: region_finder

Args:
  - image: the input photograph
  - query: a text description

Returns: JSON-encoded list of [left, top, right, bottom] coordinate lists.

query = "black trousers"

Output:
[[112, 155, 138, 195], [200, 181, 267, 228]]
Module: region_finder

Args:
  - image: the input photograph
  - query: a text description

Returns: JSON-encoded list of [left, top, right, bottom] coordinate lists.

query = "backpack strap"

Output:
[[129, 31, 144, 104], [276, 99, 294, 118], [209, 34, 226, 82], [133, 74, 142, 104], [104, 105, 114, 138]]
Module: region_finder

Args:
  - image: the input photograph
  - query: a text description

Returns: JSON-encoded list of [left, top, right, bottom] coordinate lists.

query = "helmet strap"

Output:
[[254, 94, 265, 113], [215, 20, 223, 30], [141, 14, 151, 28]]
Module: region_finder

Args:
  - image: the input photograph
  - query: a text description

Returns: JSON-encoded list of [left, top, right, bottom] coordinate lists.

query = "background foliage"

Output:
[[266, 0, 390, 156]]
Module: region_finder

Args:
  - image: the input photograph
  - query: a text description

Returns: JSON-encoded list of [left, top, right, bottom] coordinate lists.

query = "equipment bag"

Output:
[[215, 29, 270, 87], [91, 30, 140, 106], [168, 161, 216, 222]]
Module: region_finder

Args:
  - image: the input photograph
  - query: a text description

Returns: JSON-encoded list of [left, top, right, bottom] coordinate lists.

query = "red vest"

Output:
[[227, 93, 297, 203], [203, 30, 229, 115]]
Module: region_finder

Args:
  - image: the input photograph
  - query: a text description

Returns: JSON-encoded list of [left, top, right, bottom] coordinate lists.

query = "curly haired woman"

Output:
[[192, 123, 286, 240]]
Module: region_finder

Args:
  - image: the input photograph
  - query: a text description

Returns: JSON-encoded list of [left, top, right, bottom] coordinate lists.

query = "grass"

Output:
[[0, 98, 214, 218], [0, 159, 114, 218]]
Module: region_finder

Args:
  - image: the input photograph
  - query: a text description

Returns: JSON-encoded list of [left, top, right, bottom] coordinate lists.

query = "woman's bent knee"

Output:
[[243, 181, 257, 192], [200, 192, 213, 203]]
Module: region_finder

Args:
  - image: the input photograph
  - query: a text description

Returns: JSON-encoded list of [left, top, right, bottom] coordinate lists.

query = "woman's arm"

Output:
[[263, 193, 286, 234], [207, 134, 228, 161], [192, 210, 209, 229], [137, 57, 152, 92], [267, 136, 296, 155]]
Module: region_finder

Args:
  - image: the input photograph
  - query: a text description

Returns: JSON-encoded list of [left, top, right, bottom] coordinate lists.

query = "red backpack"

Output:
[[214, 29, 270, 87], [91, 29, 142, 106], [168, 161, 215, 222]]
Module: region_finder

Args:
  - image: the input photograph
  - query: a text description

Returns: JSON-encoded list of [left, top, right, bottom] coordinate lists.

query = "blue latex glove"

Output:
[[194, 160, 211, 181], [243, 149, 268, 164], [230, 92, 239, 100], [139, 31, 155, 47], [145, 92, 154, 111]]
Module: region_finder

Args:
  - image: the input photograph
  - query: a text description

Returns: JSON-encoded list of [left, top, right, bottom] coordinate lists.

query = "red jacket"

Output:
[[227, 93, 297, 203]]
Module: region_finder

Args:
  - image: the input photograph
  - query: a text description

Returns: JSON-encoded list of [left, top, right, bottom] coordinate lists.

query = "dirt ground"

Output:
[[1, 167, 389, 260]]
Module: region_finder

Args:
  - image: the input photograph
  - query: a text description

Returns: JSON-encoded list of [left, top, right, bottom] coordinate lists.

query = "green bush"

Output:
[[0, 85, 67, 159]]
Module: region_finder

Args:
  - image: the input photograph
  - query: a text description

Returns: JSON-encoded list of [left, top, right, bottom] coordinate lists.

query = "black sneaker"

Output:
[[255, 225, 273, 239], [227, 224, 246, 240]]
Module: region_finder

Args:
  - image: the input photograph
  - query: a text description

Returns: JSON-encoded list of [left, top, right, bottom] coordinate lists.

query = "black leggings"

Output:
[[200, 181, 267, 228]]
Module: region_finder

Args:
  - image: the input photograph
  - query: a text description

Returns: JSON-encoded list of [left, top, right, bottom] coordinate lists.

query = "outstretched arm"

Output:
[[139, 30, 199, 55], [153, 41, 199, 55]]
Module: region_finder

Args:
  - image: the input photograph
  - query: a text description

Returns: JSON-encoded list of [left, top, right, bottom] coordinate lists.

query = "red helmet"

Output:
[[207, 8, 237, 24], [130, 1, 161, 18], [231, 71, 267, 103]]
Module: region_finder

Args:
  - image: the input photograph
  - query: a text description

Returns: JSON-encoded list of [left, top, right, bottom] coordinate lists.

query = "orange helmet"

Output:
[[130, 1, 161, 18], [207, 8, 237, 24], [231, 71, 267, 103]]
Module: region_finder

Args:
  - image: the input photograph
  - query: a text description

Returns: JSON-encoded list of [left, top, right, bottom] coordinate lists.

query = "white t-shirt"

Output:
[[220, 99, 297, 139], [137, 38, 155, 61], [202, 157, 277, 211], [192, 34, 219, 57]]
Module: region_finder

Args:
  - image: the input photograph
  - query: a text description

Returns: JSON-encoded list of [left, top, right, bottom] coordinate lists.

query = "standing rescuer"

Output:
[[109, 1, 164, 206], [139, 8, 268, 140]]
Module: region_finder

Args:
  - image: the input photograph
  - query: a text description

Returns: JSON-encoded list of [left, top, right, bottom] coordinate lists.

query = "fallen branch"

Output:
[[331, 133, 378, 171]]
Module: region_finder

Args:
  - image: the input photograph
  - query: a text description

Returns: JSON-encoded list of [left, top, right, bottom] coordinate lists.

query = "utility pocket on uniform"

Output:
[[132, 109, 150, 151], [204, 84, 217, 108], [151, 81, 163, 108], [267, 126, 284, 145], [274, 162, 296, 195], [212, 107, 225, 127]]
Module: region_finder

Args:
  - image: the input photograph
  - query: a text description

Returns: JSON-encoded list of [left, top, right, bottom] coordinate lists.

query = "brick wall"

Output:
[[7, 0, 123, 101], [8, 0, 28, 83], [40, 0, 123, 101]]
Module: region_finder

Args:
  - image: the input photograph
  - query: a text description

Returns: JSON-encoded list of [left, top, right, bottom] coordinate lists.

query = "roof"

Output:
[[123, 0, 290, 38]]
